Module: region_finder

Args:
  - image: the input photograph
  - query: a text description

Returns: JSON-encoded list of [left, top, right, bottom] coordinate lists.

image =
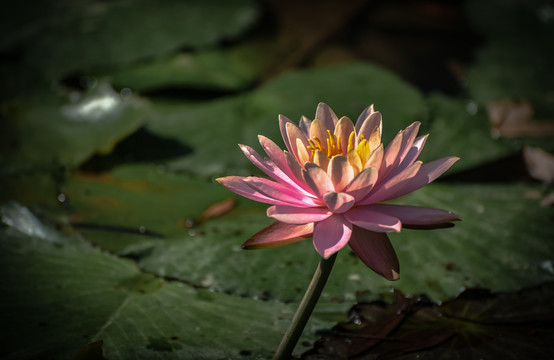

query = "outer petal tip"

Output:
[[390, 269, 400, 281]]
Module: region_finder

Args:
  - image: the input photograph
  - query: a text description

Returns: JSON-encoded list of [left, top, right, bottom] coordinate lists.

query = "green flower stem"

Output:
[[273, 253, 338, 360]]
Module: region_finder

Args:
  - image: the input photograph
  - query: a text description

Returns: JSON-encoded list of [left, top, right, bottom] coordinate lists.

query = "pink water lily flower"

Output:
[[217, 103, 460, 280]]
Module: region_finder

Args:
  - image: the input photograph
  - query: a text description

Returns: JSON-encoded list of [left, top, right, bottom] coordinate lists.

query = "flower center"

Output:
[[307, 130, 371, 166]]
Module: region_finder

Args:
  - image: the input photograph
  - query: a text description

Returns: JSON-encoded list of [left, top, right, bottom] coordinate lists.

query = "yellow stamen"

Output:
[[347, 131, 356, 153], [304, 127, 381, 175]]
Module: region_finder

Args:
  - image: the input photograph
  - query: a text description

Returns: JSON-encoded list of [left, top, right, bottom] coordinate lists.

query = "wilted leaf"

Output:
[[303, 283, 554, 359]]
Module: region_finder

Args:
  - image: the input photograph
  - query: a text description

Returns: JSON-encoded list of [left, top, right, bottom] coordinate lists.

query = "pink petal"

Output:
[[358, 111, 382, 142], [379, 130, 403, 177], [334, 116, 355, 156], [315, 102, 339, 130], [390, 156, 460, 199], [327, 155, 354, 192], [364, 144, 383, 170], [243, 177, 321, 207], [286, 122, 311, 163], [285, 151, 314, 193], [279, 114, 295, 153], [242, 221, 313, 250], [361, 161, 422, 204], [313, 214, 353, 258], [309, 119, 329, 145], [299, 115, 312, 135], [368, 204, 461, 226], [354, 104, 375, 133], [344, 167, 378, 201], [323, 192, 355, 213], [267, 205, 332, 224], [239, 144, 298, 189], [396, 134, 428, 173], [302, 163, 335, 198], [216, 176, 295, 205], [259, 135, 316, 196], [348, 227, 400, 280], [344, 206, 401, 232], [397, 122, 420, 163]]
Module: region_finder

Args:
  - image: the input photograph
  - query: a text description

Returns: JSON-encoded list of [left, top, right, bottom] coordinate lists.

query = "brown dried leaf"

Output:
[[486, 100, 554, 138], [197, 198, 237, 224], [524, 146, 554, 183]]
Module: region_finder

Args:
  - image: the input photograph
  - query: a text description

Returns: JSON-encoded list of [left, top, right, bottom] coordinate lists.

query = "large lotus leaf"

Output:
[[66, 162, 554, 302], [419, 94, 518, 172], [64, 164, 231, 253], [0, 203, 336, 359], [146, 62, 427, 177], [103, 41, 279, 92], [0, 83, 148, 170], [4, 0, 258, 78], [139, 183, 554, 303]]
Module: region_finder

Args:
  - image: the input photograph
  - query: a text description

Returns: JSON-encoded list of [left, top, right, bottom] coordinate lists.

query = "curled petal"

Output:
[[369, 204, 461, 226], [267, 205, 332, 224], [349, 227, 400, 280], [242, 222, 313, 249], [323, 192, 355, 213], [315, 102, 339, 130], [302, 163, 335, 198], [216, 176, 295, 205], [344, 207, 401, 232], [344, 167, 378, 201], [328, 155, 354, 192], [313, 214, 353, 259]]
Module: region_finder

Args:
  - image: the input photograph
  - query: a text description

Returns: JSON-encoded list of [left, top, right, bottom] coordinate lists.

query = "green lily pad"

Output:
[[146, 62, 427, 177], [0, 202, 335, 359], [103, 41, 279, 92], [137, 183, 554, 303], [4, 0, 259, 78], [64, 164, 231, 253], [67, 160, 554, 303], [0, 83, 148, 170], [420, 94, 518, 172]]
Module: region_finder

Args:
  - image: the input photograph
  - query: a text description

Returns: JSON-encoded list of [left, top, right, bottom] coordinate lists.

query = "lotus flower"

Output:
[[217, 103, 460, 280]]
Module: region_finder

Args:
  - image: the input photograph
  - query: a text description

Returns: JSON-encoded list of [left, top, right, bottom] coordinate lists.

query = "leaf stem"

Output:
[[273, 253, 338, 360]]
